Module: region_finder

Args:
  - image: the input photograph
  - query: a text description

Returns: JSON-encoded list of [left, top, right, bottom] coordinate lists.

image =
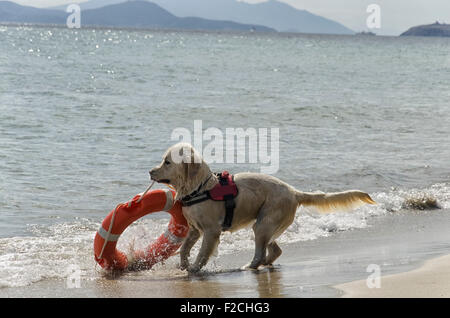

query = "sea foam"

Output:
[[0, 183, 448, 288]]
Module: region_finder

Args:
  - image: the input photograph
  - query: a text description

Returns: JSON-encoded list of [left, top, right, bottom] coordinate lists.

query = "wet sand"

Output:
[[335, 253, 450, 298], [1, 208, 449, 298]]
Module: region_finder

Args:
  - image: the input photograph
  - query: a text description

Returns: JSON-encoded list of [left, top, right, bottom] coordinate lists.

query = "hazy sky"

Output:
[[10, 0, 450, 35]]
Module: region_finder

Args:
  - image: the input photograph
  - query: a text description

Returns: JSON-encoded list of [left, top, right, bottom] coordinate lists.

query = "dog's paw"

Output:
[[241, 263, 260, 271], [187, 265, 201, 273], [179, 260, 189, 271]]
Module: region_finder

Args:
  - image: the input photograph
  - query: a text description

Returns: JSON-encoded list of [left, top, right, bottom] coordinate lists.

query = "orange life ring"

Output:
[[93, 189, 188, 270]]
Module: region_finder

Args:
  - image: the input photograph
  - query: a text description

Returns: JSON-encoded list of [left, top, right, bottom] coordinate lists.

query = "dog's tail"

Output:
[[295, 190, 376, 213]]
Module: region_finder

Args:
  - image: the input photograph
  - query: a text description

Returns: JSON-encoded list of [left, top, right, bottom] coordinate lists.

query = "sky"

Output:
[[8, 0, 450, 35]]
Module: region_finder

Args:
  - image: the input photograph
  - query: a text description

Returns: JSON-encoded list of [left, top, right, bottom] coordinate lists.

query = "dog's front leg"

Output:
[[188, 230, 221, 273], [180, 226, 200, 270]]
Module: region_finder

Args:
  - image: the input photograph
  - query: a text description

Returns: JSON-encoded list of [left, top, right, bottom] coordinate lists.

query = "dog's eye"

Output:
[[164, 160, 171, 165]]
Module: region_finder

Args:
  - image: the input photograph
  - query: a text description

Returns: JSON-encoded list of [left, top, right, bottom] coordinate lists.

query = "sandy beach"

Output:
[[1, 7, 450, 304], [335, 253, 450, 298], [1, 207, 449, 298], [1, 22, 450, 300]]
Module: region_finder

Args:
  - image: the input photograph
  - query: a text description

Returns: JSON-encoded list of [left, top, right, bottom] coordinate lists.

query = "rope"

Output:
[[95, 180, 181, 274], [129, 180, 155, 207], [98, 181, 156, 262], [97, 203, 120, 261]]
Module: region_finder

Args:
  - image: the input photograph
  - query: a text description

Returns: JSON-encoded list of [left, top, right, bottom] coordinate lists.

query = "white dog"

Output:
[[150, 143, 375, 272]]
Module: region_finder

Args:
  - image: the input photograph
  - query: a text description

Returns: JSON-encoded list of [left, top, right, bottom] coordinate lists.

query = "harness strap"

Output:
[[181, 193, 209, 206], [222, 194, 235, 230], [180, 171, 238, 231]]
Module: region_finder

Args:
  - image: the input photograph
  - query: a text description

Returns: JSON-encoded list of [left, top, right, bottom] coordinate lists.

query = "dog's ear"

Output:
[[184, 160, 201, 180], [182, 147, 202, 180]]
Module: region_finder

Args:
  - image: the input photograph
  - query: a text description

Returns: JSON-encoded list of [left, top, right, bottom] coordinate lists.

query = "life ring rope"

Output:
[[97, 204, 120, 261], [97, 181, 157, 261]]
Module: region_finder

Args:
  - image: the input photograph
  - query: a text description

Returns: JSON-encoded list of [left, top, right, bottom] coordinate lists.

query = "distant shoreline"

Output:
[[4, 21, 450, 39], [0, 0, 354, 36], [401, 22, 450, 37], [0, 21, 276, 35], [0, 22, 387, 38]]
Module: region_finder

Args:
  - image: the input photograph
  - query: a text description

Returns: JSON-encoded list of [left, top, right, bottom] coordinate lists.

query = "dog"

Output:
[[149, 142, 375, 273]]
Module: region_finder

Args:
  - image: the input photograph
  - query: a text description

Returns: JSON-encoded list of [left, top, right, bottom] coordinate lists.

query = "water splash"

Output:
[[1, 183, 449, 288]]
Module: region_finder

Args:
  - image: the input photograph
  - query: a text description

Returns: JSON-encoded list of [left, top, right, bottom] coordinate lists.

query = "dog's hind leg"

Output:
[[264, 241, 282, 266], [249, 224, 270, 269], [249, 202, 296, 269], [248, 214, 279, 269]]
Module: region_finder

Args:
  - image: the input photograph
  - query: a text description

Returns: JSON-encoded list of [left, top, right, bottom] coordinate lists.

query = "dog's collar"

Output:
[[181, 174, 213, 206]]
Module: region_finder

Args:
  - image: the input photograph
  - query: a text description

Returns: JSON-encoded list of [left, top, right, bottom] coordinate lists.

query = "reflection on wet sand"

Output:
[[92, 266, 285, 298], [251, 267, 283, 297]]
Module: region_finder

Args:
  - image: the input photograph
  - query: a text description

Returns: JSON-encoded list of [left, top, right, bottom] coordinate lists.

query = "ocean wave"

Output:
[[0, 183, 448, 288], [0, 219, 97, 288]]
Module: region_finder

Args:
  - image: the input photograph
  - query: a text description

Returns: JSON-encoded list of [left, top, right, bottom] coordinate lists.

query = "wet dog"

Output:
[[150, 143, 375, 272]]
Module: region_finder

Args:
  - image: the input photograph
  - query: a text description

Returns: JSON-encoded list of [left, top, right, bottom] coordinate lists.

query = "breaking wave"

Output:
[[0, 183, 449, 288]]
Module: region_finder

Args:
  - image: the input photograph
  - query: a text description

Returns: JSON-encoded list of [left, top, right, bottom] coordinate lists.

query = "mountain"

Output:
[[0, 1, 274, 32], [151, 0, 354, 34], [52, 0, 354, 35], [0, 1, 65, 24], [400, 22, 450, 37], [80, 1, 273, 31], [52, 0, 124, 11]]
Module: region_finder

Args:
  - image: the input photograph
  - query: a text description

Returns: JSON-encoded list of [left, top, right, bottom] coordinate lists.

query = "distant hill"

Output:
[[0, 1, 274, 32], [52, 0, 354, 35], [151, 0, 354, 34], [52, 0, 123, 11], [0, 1, 65, 24], [400, 22, 450, 37]]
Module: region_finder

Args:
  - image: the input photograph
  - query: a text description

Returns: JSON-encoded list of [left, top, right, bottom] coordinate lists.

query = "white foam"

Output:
[[1, 183, 449, 288], [0, 219, 97, 288]]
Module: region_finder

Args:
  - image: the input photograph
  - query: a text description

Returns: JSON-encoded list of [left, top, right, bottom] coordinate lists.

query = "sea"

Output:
[[0, 25, 449, 289]]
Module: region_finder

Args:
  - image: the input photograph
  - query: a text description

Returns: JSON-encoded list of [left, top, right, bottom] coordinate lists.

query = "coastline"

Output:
[[335, 253, 450, 298], [1, 208, 449, 298], [1, 11, 450, 300]]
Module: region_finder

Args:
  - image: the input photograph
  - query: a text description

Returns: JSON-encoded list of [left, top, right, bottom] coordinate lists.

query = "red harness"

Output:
[[208, 171, 238, 200], [180, 171, 238, 230]]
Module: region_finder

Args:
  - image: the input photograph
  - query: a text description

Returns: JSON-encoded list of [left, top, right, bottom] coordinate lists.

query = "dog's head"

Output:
[[149, 143, 208, 198]]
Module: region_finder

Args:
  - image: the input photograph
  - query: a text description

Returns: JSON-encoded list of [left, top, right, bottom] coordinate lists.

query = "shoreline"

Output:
[[1, 208, 449, 298], [335, 253, 450, 298], [0, 22, 396, 38]]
